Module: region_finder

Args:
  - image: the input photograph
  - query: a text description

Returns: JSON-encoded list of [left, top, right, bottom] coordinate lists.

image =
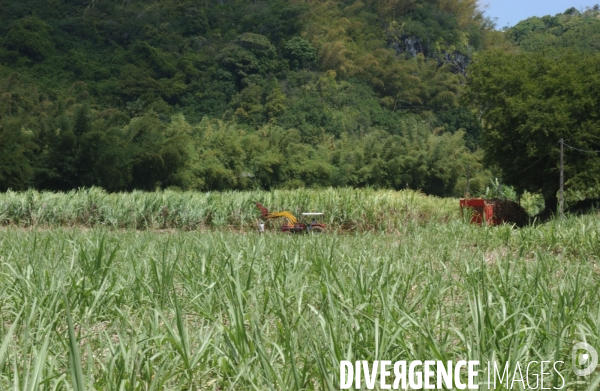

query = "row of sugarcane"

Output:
[[0, 187, 458, 231]]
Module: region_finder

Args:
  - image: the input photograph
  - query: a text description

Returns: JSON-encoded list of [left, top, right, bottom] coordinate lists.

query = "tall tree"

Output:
[[464, 50, 600, 214], [0, 119, 34, 190]]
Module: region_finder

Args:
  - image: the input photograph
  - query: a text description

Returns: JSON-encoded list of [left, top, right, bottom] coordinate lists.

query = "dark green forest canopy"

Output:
[[505, 5, 600, 53], [465, 6, 600, 211], [461, 6, 600, 212], [3, 0, 597, 200], [0, 0, 495, 194]]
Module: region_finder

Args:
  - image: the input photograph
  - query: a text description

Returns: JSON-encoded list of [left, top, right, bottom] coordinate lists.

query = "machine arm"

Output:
[[255, 203, 298, 225]]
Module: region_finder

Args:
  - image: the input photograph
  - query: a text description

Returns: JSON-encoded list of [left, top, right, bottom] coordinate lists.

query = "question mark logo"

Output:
[[572, 342, 598, 377]]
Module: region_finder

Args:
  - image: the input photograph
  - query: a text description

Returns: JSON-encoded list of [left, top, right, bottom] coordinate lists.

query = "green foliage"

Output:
[[464, 50, 600, 211], [1, 211, 600, 387], [436, 106, 481, 151], [239, 1, 309, 44], [2, 16, 54, 62], [520, 191, 546, 216], [0, 187, 458, 229], [506, 7, 600, 53], [0, 0, 491, 119], [477, 178, 518, 201], [0, 119, 34, 191], [0, 0, 497, 195], [283, 36, 317, 70], [73, 103, 92, 136], [217, 32, 281, 88], [131, 42, 178, 78]]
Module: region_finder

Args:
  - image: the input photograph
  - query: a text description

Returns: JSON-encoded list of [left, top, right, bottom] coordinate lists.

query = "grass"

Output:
[[0, 188, 456, 231], [0, 208, 599, 389]]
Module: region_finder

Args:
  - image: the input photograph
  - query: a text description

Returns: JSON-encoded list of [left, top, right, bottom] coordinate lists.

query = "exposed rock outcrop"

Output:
[[388, 35, 470, 75]]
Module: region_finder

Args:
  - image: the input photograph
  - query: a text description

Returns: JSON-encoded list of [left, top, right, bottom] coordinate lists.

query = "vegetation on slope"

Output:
[[465, 51, 600, 213], [464, 6, 600, 214], [506, 5, 600, 53], [0, 0, 496, 194], [1, 1, 599, 209]]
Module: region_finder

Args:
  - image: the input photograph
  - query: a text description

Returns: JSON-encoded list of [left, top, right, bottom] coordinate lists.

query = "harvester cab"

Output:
[[255, 203, 326, 233], [302, 213, 325, 232]]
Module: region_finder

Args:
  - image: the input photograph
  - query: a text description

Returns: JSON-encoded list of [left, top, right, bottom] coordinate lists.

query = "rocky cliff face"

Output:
[[391, 36, 426, 58], [441, 51, 470, 74], [389, 35, 470, 75]]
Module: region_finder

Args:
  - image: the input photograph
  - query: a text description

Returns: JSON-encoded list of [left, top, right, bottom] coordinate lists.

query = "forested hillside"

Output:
[[465, 6, 600, 213], [506, 5, 600, 53], [1, 0, 597, 201], [0, 0, 504, 194]]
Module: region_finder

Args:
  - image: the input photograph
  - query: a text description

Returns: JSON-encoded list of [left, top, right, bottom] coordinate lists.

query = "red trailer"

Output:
[[460, 199, 502, 226]]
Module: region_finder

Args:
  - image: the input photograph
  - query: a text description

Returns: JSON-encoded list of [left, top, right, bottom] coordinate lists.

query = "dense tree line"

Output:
[[0, 0, 494, 120], [0, 71, 486, 195], [2, 0, 598, 204], [0, 0, 495, 195], [505, 5, 600, 53], [466, 7, 600, 213]]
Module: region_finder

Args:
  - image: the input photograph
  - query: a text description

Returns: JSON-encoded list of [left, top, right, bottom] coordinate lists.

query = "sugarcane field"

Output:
[[0, 187, 599, 390], [2, 0, 600, 390]]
